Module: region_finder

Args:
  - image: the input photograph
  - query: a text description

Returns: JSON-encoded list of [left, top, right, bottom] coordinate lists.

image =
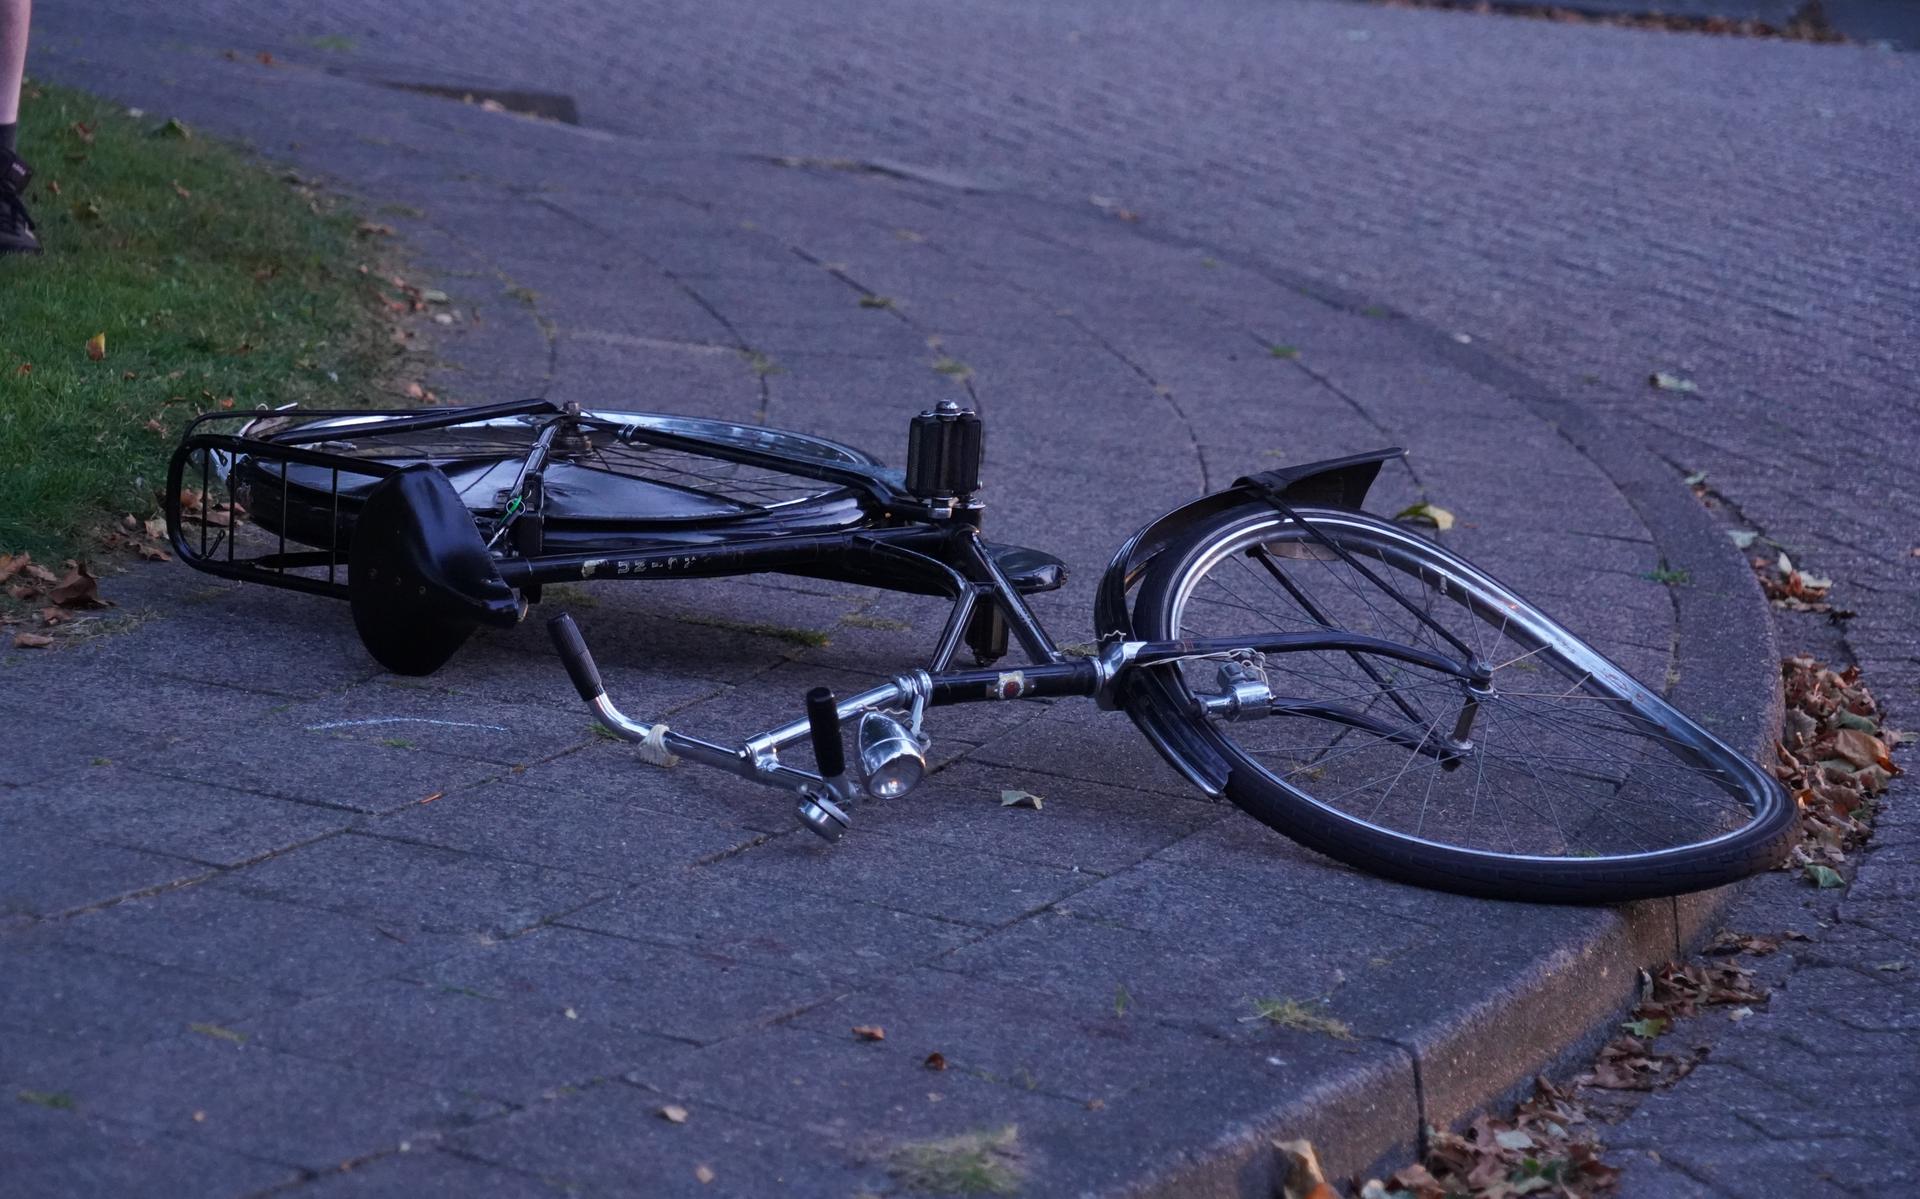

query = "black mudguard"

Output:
[[1092, 447, 1404, 639], [349, 465, 522, 675], [1093, 447, 1405, 796]]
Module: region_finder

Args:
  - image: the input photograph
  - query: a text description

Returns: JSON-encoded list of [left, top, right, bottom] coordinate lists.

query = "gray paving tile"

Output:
[[1, 1100, 300, 1199], [236, 976, 682, 1101], [369, 777, 766, 880], [0, 825, 210, 919], [295, 1149, 567, 1198], [213, 831, 615, 937], [137, 726, 502, 815], [0, 938, 291, 1074], [454, 1079, 887, 1197], [44, 1033, 502, 1171], [709, 826, 1091, 928], [52, 887, 472, 998], [558, 868, 980, 980], [406, 925, 842, 1045], [625, 1024, 1084, 1145], [2, 767, 348, 867], [280, 680, 596, 766]]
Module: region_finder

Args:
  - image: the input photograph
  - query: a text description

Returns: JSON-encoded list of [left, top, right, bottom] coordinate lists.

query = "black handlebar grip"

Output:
[[547, 613, 606, 701], [805, 687, 846, 779]]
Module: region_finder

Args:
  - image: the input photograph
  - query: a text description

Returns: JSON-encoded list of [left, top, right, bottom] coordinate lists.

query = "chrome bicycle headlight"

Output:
[[856, 710, 926, 799]]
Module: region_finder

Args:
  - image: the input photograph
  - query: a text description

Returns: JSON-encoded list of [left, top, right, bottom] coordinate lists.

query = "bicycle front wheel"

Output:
[[1129, 502, 1792, 902]]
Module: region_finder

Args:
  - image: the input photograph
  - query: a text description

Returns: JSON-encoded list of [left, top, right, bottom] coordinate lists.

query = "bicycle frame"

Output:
[[166, 401, 1484, 839]]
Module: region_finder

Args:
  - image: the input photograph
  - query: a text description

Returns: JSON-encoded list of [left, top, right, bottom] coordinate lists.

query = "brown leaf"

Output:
[[39, 607, 68, 627], [257, 51, 274, 65], [1832, 728, 1892, 772], [0, 552, 27, 583], [171, 180, 192, 200], [693, 1164, 715, 1185], [1275, 1139, 1332, 1199], [86, 333, 107, 361], [658, 1104, 689, 1124], [48, 563, 111, 610], [12, 631, 54, 649], [923, 1052, 948, 1071], [851, 1025, 886, 1042]]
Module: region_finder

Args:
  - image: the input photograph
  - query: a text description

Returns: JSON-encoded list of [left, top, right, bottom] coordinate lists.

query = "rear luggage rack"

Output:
[[164, 400, 559, 598]]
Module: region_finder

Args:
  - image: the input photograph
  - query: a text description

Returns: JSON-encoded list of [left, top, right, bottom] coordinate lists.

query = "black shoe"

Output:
[[1, 149, 42, 256]]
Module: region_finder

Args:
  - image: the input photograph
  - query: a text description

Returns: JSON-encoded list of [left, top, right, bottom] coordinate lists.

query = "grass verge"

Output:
[[0, 80, 394, 560]]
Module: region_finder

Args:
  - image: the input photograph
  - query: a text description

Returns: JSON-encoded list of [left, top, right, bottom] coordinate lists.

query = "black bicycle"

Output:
[[165, 398, 1793, 903]]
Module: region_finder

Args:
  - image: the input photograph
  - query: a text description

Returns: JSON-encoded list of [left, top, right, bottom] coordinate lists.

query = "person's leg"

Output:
[[1, 0, 38, 254], [0, 0, 28, 149]]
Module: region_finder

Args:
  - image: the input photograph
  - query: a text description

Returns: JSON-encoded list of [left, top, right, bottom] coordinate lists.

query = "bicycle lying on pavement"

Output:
[[165, 398, 1792, 903]]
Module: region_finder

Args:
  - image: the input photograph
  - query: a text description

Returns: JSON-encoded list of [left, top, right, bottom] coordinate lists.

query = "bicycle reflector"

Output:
[[904, 400, 983, 500], [856, 711, 926, 798]]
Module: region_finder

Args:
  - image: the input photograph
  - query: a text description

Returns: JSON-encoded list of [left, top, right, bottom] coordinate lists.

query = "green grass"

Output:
[[1642, 563, 1692, 586], [1246, 996, 1353, 1038], [889, 1126, 1024, 1195], [674, 612, 831, 649], [0, 82, 393, 560]]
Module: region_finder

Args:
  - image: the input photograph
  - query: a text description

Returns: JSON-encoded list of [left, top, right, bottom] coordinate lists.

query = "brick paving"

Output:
[[7, 0, 1914, 1194]]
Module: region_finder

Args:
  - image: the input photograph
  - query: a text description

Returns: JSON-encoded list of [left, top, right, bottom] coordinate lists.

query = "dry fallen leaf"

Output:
[[12, 631, 55, 649], [999, 789, 1044, 810], [693, 1164, 715, 1185], [1275, 1139, 1337, 1199], [85, 333, 107, 361], [47, 563, 111, 609], [659, 1104, 689, 1124], [1649, 371, 1698, 393], [923, 1052, 948, 1071], [852, 1025, 886, 1042], [1395, 502, 1456, 532]]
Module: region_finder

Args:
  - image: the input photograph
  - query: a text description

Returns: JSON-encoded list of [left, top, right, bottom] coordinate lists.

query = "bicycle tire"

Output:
[[231, 407, 880, 553], [1128, 501, 1793, 902]]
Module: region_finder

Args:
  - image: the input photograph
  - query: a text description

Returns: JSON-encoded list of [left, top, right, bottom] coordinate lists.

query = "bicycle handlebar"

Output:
[[547, 612, 605, 701]]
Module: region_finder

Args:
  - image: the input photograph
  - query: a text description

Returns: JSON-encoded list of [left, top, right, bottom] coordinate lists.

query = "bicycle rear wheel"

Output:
[[1128, 502, 1792, 902], [231, 407, 881, 553]]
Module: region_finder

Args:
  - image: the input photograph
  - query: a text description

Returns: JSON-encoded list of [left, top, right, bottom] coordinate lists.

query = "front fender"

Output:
[[1092, 447, 1404, 799], [1092, 447, 1405, 639]]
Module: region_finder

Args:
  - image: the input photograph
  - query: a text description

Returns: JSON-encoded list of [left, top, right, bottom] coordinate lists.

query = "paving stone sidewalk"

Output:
[[3, 3, 1882, 1196]]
